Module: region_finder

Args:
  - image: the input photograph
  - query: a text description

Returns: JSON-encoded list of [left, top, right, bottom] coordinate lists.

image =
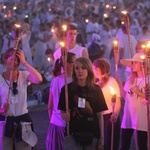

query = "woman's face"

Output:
[[5, 55, 20, 70], [93, 66, 103, 81], [132, 61, 141, 72], [74, 61, 88, 80]]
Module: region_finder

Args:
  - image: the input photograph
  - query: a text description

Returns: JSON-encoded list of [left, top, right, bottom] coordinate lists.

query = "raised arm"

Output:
[[16, 50, 43, 84]]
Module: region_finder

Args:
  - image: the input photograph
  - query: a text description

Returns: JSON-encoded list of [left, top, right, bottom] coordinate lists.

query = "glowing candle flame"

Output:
[[25, 15, 28, 18], [121, 21, 125, 25], [140, 55, 145, 60], [113, 40, 118, 46], [85, 19, 89, 23], [47, 58, 51, 61], [141, 45, 146, 49], [113, 6, 116, 9], [60, 42, 65, 48], [109, 86, 116, 95], [121, 10, 128, 15], [147, 42, 150, 49], [62, 25, 67, 31], [13, 6, 17, 10], [51, 29, 55, 32], [14, 24, 21, 28], [103, 13, 108, 18], [3, 5, 6, 9], [106, 4, 110, 8]]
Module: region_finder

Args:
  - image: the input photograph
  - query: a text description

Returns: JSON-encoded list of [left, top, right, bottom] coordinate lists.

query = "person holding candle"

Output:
[[46, 52, 76, 150], [58, 57, 107, 150], [93, 58, 121, 150], [0, 48, 43, 150], [116, 53, 147, 150], [53, 23, 89, 63]]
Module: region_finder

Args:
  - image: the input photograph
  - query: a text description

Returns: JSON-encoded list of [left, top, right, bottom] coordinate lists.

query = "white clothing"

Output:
[[21, 32, 33, 66], [86, 22, 99, 43], [53, 44, 85, 61], [101, 77, 120, 115], [33, 32, 47, 71], [1, 33, 14, 55], [0, 71, 29, 116], [121, 77, 147, 131], [31, 17, 40, 33], [50, 74, 72, 127]]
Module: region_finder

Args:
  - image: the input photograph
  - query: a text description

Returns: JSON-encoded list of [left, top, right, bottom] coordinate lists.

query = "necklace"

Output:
[[2, 72, 19, 95], [135, 77, 144, 88]]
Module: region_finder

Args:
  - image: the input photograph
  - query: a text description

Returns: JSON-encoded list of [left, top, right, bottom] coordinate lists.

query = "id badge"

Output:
[[11, 94, 19, 104], [78, 97, 85, 108]]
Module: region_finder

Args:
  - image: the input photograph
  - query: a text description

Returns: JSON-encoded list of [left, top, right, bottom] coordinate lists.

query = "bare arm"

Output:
[[82, 48, 89, 58], [48, 90, 53, 120], [16, 50, 43, 84]]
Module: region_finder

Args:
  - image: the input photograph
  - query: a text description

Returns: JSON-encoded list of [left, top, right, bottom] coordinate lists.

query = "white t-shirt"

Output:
[[53, 44, 86, 62], [121, 77, 147, 131], [50, 74, 72, 127], [0, 71, 29, 116]]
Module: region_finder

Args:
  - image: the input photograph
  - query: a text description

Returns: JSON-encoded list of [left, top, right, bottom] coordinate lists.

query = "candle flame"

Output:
[[109, 86, 116, 95], [141, 44, 146, 49], [113, 40, 118, 45], [113, 6, 116, 9], [147, 41, 150, 48], [47, 58, 51, 61], [140, 55, 145, 60], [62, 25, 67, 31], [85, 19, 89, 23], [13, 6, 17, 10], [106, 4, 110, 8], [121, 21, 125, 25], [60, 42, 65, 47], [121, 10, 128, 15], [3, 5, 6, 9], [103, 13, 108, 18], [14, 24, 21, 28]]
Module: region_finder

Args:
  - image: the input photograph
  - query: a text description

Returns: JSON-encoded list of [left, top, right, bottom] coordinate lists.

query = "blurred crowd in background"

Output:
[[0, 0, 149, 82]]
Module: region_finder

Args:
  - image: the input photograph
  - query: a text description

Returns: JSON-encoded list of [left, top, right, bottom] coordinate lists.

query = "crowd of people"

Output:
[[0, 0, 150, 150]]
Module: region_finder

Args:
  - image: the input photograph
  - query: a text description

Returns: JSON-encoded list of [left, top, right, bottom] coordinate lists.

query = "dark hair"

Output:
[[52, 52, 76, 77], [67, 23, 77, 30], [45, 48, 54, 55], [93, 58, 110, 75], [72, 57, 96, 89], [2, 48, 20, 64]]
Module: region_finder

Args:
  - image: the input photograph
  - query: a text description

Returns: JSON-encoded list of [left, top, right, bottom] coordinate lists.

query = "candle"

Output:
[[109, 86, 116, 104], [85, 19, 89, 23], [113, 40, 119, 76]]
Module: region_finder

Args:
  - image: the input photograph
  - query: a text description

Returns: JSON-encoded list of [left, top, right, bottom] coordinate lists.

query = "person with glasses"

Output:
[[0, 48, 42, 150], [46, 52, 76, 150], [58, 57, 107, 150]]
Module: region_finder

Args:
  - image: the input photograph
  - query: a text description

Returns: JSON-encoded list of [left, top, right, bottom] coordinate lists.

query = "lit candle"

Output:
[[85, 19, 89, 23], [13, 6, 17, 10], [106, 4, 110, 8], [62, 25, 67, 32], [3, 5, 6, 9], [103, 13, 108, 18], [109, 86, 116, 105], [145, 41, 150, 57], [113, 40, 119, 76]]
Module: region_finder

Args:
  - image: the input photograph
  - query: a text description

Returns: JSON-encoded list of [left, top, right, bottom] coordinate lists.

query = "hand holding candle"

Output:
[[109, 86, 116, 150]]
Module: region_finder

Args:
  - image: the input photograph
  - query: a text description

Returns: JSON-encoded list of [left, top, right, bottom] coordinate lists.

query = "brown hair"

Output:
[[72, 57, 96, 89]]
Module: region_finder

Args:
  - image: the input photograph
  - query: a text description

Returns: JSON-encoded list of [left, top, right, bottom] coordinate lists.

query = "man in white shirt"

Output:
[[53, 23, 88, 62]]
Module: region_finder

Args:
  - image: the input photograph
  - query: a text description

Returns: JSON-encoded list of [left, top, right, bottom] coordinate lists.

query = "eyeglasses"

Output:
[[12, 82, 18, 95]]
